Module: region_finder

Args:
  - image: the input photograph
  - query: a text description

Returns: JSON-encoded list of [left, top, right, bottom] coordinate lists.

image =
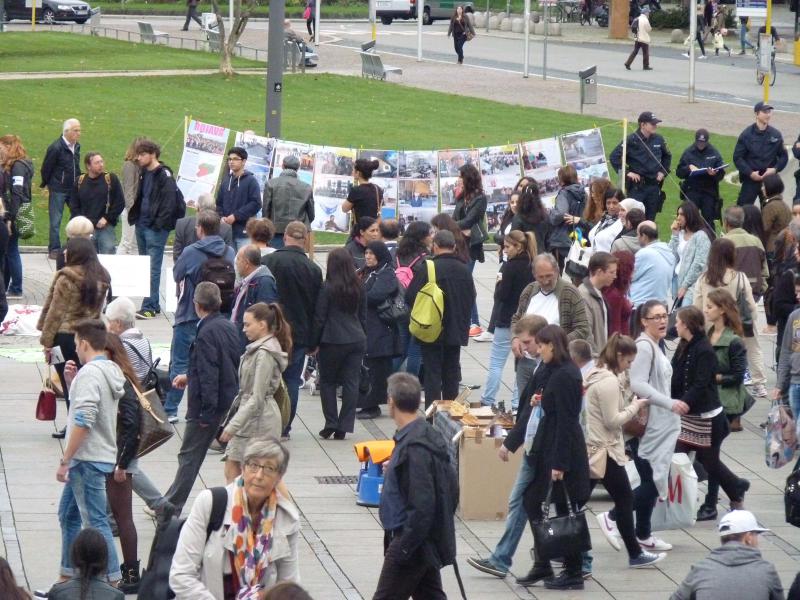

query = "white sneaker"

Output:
[[596, 512, 622, 551], [752, 384, 768, 398], [473, 330, 494, 342], [168, 415, 179, 424], [699, 54, 707, 59], [682, 52, 690, 58], [637, 535, 673, 551], [143, 506, 156, 518]]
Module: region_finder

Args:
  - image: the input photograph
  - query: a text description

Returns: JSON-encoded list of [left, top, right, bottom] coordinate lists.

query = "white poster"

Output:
[[311, 146, 354, 233], [357, 150, 400, 220], [177, 120, 230, 206], [561, 128, 609, 188], [98, 255, 151, 297], [272, 140, 315, 185], [479, 144, 523, 232], [520, 137, 563, 208], [233, 131, 275, 192], [398, 151, 438, 231]]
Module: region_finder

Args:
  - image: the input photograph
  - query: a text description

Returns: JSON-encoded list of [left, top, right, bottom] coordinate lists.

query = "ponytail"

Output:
[[245, 302, 294, 358], [505, 230, 537, 260], [596, 332, 637, 373]]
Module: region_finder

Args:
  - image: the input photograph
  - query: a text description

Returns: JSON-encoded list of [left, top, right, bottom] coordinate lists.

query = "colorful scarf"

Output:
[[230, 476, 278, 599]]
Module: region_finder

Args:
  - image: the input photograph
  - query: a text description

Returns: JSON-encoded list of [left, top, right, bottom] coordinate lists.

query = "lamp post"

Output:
[[265, 0, 285, 137]]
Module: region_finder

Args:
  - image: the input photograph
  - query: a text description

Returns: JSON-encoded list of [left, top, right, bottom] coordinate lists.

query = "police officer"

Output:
[[732, 101, 788, 206], [610, 111, 672, 221], [676, 129, 725, 225]]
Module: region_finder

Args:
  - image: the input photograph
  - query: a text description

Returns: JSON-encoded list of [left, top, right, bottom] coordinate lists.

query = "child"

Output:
[[712, 27, 731, 56]]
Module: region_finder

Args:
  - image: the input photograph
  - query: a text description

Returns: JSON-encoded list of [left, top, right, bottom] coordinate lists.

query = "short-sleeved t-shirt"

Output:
[[347, 183, 383, 221]]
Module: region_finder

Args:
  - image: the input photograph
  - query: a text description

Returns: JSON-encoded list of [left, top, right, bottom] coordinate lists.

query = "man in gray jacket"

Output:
[[670, 510, 784, 600], [263, 155, 314, 249], [578, 251, 617, 354]]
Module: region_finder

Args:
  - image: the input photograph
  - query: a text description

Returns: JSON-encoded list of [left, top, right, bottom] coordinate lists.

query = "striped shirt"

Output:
[[120, 328, 154, 385]]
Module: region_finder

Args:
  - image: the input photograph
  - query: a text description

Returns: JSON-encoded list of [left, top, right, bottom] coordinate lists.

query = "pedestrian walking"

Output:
[[263, 155, 314, 249], [69, 152, 125, 254], [738, 15, 755, 53], [305, 0, 315, 39], [182, 0, 202, 30], [624, 6, 653, 70], [447, 6, 475, 65], [312, 248, 366, 439], [40, 118, 81, 258], [670, 201, 713, 306], [682, 10, 708, 59], [216, 147, 262, 251], [117, 137, 142, 256], [733, 102, 788, 206], [0, 134, 32, 298], [630, 221, 676, 305], [676, 128, 725, 226], [712, 27, 731, 56]]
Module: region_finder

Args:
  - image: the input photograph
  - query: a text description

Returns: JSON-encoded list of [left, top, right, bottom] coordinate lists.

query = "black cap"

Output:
[[638, 111, 662, 125], [695, 128, 709, 142], [228, 146, 248, 160], [754, 101, 774, 113]]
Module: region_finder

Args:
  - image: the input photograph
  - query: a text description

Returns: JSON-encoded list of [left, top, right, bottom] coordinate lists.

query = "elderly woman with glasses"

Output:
[[170, 439, 300, 600]]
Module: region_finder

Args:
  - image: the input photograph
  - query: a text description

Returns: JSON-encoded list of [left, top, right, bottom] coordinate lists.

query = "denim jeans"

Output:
[[93, 224, 117, 254], [58, 461, 121, 581], [740, 23, 754, 51], [489, 456, 535, 571], [282, 344, 306, 436], [269, 234, 285, 249], [394, 326, 422, 376], [468, 259, 479, 325], [481, 327, 518, 409], [790, 384, 800, 434], [164, 320, 198, 416], [4, 225, 22, 294], [135, 225, 169, 312], [131, 470, 163, 510], [48, 190, 70, 251]]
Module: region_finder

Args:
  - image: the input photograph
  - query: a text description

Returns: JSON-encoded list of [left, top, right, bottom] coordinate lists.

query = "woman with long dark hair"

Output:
[[495, 176, 530, 255], [431, 212, 469, 262], [447, 5, 476, 64], [45, 528, 123, 600], [0, 556, 30, 600], [672, 306, 750, 511], [0, 134, 32, 298], [548, 165, 587, 270], [452, 163, 488, 337], [604, 250, 635, 335], [312, 248, 366, 439], [345, 216, 380, 270], [670, 200, 713, 306], [742, 204, 767, 250], [511, 181, 550, 254], [394, 221, 432, 375], [342, 158, 382, 225], [37, 237, 111, 437]]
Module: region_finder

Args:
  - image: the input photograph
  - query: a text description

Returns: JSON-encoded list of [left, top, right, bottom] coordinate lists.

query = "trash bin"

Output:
[[579, 65, 597, 113]]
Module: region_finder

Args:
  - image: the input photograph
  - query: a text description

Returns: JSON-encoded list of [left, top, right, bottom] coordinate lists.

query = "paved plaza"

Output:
[[0, 251, 798, 599]]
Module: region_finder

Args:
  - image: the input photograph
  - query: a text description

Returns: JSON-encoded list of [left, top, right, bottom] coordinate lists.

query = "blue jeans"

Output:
[[48, 190, 70, 251], [58, 461, 121, 581], [481, 327, 518, 409], [135, 225, 169, 312], [270, 234, 285, 249], [468, 259, 479, 325], [740, 23, 754, 51], [790, 384, 800, 428], [4, 225, 22, 294], [489, 457, 535, 571], [93, 224, 116, 254], [282, 345, 306, 435], [164, 321, 198, 416]]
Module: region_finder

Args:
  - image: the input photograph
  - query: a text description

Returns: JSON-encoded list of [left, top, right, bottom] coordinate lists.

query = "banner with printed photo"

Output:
[[233, 131, 275, 192], [272, 140, 315, 185], [358, 150, 399, 220], [311, 146, 354, 233], [520, 137, 563, 207], [479, 144, 522, 232], [397, 151, 438, 231], [561, 128, 609, 187], [177, 120, 231, 205], [438, 149, 480, 212]]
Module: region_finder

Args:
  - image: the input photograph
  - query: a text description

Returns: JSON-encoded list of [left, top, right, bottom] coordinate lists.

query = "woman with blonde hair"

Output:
[[0, 134, 33, 298], [219, 302, 292, 482], [117, 137, 144, 255]]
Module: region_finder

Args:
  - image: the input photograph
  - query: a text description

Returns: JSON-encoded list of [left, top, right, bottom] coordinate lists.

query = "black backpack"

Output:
[[785, 461, 800, 527], [138, 487, 228, 599], [631, 17, 639, 34], [199, 256, 236, 314]]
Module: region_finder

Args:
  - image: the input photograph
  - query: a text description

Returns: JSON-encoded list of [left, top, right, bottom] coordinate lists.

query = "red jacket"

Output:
[[603, 287, 633, 337]]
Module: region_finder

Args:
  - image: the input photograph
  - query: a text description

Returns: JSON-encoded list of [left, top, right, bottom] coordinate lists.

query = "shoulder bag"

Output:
[[130, 381, 174, 459], [36, 367, 57, 421], [532, 479, 592, 561], [586, 445, 608, 479], [622, 339, 654, 438], [735, 272, 755, 337]]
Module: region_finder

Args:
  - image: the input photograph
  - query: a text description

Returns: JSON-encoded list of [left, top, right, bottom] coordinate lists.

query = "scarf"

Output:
[[230, 477, 278, 599]]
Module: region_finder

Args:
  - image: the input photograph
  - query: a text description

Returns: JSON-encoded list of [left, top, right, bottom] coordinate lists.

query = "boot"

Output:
[[515, 547, 554, 586], [119, 560, 140, 594], [730, 416, 743, 432]]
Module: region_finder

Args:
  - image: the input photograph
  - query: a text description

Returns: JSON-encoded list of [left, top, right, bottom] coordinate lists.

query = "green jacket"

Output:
[[711, 326, 749, 416]]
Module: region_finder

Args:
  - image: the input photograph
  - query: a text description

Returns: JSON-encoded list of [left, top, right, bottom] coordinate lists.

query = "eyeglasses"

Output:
[[643, 314, 668, 321], [244, 461, 279, 476]]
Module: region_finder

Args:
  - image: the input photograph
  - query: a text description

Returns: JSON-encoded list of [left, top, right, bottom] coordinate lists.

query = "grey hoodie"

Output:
[[67, 358, 126, 466], [670, 542, 784, 600]]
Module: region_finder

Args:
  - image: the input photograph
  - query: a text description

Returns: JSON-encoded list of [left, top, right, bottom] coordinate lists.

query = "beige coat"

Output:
[[584, 366, 639, 468], [692, 268, 758, 322]]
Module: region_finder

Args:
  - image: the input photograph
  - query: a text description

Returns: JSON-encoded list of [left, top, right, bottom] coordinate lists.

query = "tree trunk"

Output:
[[220, 46, 234, 75], [210, 0, 255, 75], [609, 0, 629, 38]]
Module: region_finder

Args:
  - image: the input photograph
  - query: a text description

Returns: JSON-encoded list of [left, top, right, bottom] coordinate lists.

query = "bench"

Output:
[[88, 7, 101, 36], [283, 39, 319, 72], [205, 29, 242, 54], [359, 51, 402, 80], [137, 21, 169, 44]]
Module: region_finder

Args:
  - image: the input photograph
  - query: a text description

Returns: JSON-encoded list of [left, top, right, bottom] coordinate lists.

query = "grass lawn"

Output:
[[0, 32, 262, 72], [0, 41, 739, 247]]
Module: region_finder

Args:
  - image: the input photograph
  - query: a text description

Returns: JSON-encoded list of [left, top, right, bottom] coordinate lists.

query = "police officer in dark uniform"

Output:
[[609, 111, 672, 221], [676, 128, 725, 225], [732, 101, 788, 206]]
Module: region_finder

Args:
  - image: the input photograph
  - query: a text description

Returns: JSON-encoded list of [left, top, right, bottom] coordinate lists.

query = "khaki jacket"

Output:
[[584, 366, 639, 468]]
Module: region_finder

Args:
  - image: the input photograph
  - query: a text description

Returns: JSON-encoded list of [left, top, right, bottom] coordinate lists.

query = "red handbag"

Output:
[[36, 374, 57, 421]]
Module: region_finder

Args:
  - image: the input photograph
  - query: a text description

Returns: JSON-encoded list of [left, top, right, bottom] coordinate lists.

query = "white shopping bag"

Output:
[[650, 453, 698, 531]]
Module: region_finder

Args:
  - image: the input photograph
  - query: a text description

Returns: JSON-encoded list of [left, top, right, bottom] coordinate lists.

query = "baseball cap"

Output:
[[718, 510, 770, 536], [638, 111, 662, 125], [228, 146, 248, 160], [754, 101, 774, 113], [641, 6, 650, 13], [695, 129, 710, 142], [284, 221, 308, 240]]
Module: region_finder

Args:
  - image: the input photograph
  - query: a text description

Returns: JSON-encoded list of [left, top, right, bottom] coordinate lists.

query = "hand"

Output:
[[114, 467, 127, 483], [707, 167, 717, 176], [531, 393, 542, 407], [677, 287, 687, 300], [44, 347, 52, 363], [96, 218, 107, 229], [5, 221, 11, 236], [172, 374, 188, 390], [56, 463, 69, 483], [218, 430, 232, 443], [688, 164, 698, 172], [223, 215, 235, 225], [750, 171, 763, 182], [671, 400, 690, 415], [772, 388, 782, 401], [627, 172, 641, 183], [633, 397, 649, 409], [715, 374, 723, 383], [670, 219, 680, 232], [656, 172, 665, 183], [461, 229, 471, 238], [497, 446, 510, 462], [551, 469, 564, 481], [764, 168, 776, 176], [307, 347, 319, 357], [511, 337, 522, 358], [63, 360, 78, 387]]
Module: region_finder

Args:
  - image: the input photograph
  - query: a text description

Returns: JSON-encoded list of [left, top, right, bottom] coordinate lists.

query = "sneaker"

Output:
[[473, 330, 494, 342], [167, 415, 179, 424], [6, 291, 23, 299], [696, 503, 718, 521], [743, 369, 753, 386], [629, 551, 666, 568], [143, 506, 156, 518], [752, 384, 768, 398], [637, 535, 673, 551], [468, 324, 483, 337], [682, 52, 690, 57], [596, 512, 623, 551], [544, 571, 584, 590], [699, 54, 707, 59], [466, 556, 507, 578], [136, 309, 158, 320]]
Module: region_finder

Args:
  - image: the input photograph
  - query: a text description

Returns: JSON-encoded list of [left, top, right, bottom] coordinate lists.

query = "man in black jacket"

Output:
[[676, 129, 726, 226], [216, 147, 262, 251], [69, 152, 125, 254], [128, 139, 183, 319], [263, 221, 323, 437], [172, 192, 233, 261], [40, 118, 81, 257], [374, 373, 458, 600], [733, 102, 788, 206], [159, 282, 241, 517], [406, 229, 476, 407]]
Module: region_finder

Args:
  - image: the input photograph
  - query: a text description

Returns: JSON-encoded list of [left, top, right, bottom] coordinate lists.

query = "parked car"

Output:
[[3, 0, 91, 23], [377, 0, 474, 25]]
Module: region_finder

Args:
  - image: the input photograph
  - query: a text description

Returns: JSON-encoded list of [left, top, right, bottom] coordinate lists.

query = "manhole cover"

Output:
[[315, 475, 358, 485]]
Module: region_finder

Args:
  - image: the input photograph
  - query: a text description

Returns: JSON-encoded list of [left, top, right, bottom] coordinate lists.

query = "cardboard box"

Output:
[[457, 435, 523, 521]]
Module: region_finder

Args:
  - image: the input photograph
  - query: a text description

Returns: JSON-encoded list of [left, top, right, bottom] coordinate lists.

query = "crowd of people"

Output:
[[0, 106, 799, 599]]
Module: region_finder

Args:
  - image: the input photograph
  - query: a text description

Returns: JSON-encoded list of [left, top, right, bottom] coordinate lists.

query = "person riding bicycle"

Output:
[[756, 25, 779, 48]]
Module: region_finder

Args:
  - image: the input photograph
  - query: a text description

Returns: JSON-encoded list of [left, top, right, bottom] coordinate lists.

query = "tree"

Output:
[[209, 0, 259, 76]]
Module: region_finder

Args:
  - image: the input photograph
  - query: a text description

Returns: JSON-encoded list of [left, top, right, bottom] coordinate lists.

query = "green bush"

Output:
[[648, 7, 689, 29]]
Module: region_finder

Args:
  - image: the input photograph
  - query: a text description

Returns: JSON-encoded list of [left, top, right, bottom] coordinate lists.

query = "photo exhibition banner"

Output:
[[177, 120, 231, 205]]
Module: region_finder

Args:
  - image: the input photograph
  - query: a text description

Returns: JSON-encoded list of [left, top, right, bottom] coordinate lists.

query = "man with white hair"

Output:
[[172, 193, 233, 261], [40, 118, 82, 259], [263, 155, 314, 249]]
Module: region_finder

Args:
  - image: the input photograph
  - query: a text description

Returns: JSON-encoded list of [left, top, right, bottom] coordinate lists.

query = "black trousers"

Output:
[[373, 535, 446, 600], [625, 41, 650, 69], [420, 343, 461, 408], [700, 414, 744, 506], [164, 416, 222, 513], [453, 35, 466, 62], [183, 4, 202, 29], [737, 177, 765, 206], [591, 460, 641, 559], [686, 191, 718, 226], [360, 356, 393, 410], [319, 341, 365, 433], [609, 438, 660, 539], [53, 331, 80, 413], [627, 180, 661, 220], [306, 16, 315, 36]]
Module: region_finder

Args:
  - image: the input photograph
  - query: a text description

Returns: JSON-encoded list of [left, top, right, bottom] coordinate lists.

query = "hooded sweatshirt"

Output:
[[670, 542, 784, 600], [215, 170, 262, 239], [630, 241, 676, 306], [67, 358, 126, 466], [548, 183, 586, 250], [173, 235, 235, 325]]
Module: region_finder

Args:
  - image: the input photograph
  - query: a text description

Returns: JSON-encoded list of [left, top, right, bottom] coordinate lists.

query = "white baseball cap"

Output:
[[718, 510, 770, 536]]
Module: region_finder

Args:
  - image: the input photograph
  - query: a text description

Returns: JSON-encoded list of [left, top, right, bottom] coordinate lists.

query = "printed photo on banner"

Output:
[[520, 137, 563, 207], [177, 119, 231, 205], [272, 140, 315, 185], [311, 146, 354, 233], [233, 131, 275, 191], [561, 128, 609, 186], [438, 149, 479, 211], [316, 147, 355, 176], [479, 145, 523, 232], [398, 151, 438, 230], [358, 150, 400, 219]]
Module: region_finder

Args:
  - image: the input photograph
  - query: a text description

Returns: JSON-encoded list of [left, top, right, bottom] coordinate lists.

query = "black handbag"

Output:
[[377, 290, 409, 324], [785, 463, 800, 527], [532, 480, 592, 561], [359, 363, 371, 396], [666, 297, 682, 341]]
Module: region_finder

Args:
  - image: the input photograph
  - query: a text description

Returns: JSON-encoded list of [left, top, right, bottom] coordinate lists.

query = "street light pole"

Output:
[[688, 0, 696, 102], [417, 0, 423, 61], [763, 0, 772, 99], [265, 0, 285, 137], [523, 0, 530, 77], [543, 0, 549, 80], [314, 0, 320, 44]]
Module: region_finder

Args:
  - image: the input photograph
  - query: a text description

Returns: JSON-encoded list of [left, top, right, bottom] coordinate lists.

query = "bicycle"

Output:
[[755, 47, 776, 87]]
